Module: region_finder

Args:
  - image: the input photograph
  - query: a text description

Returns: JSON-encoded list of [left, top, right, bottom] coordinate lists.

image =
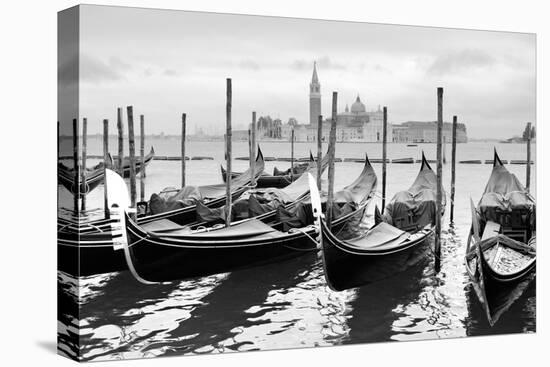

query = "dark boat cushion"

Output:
[[248, 194, 285, 218], [382, 163, 441, 231], [197, 188, 292, 223], [277, 201, 357, 231], [384, 188, 437, 231], [149, 186, 202, 214], [478, 169, 535, 229], [278, 159, 377, 230]]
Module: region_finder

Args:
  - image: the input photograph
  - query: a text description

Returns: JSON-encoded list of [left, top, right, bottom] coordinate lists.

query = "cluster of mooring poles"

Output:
[[70, 106, 149, 220]]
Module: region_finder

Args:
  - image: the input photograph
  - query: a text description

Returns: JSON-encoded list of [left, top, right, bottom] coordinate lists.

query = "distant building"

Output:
[[284, 63, 390, 142], [231, 130, 249, 141], [335, 96, 390, 142], [392, 121, 468, 143], [257, 116, 283, 139], [257, 63, 468, 144]]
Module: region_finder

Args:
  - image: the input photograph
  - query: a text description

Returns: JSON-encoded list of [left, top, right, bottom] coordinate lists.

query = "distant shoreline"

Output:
[[58, 135, 534, 144]]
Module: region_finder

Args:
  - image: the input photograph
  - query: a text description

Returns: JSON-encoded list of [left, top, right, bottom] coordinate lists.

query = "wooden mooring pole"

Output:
[[443, 136, 447, 164], [326, 92, 338, 229], [57, 121, 60, 159], [435, 87, 444, 273], [251, 111, 256, 187], [225, 78, 232, 227], [127, 106, 137, 220], [181, 113, 187, 188], [526, 122, 532, 191], [81, 117, 87, 211], [72, 118, 79, 214], [317, 115, 323, 190], [248, 128, 252, 182], [382, 106, 388, 212], [140, 114, 145, 201], [117, 107, 124, 176], [290, 128, 295, 181], [103, 119, 110, 218], [248, 128, 252, 163], [450, 115, 457, 223]]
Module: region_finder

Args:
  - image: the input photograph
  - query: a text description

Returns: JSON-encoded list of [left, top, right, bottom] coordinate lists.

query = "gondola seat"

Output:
[[481, 221, 501, 241]]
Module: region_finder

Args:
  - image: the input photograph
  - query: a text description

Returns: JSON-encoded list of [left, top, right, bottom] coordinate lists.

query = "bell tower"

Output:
[[309, 61, 321, 125]]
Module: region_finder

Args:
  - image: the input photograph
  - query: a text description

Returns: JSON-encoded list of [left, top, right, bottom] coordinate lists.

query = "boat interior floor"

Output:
[[471, 221, 535, 274]]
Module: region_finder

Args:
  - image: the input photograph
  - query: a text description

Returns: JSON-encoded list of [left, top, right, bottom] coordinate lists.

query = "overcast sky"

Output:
[[70, 5, 535, 138]]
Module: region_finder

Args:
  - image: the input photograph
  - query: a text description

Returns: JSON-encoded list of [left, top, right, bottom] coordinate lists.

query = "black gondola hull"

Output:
[[58, 147, 155, 195], [125, 218, 317, 282], [58, 240, 126, 277], [320, 221, 432, 291], [466, 240, 536, 326], [123, 203, 364, 283], [464, 149, 537, 325]]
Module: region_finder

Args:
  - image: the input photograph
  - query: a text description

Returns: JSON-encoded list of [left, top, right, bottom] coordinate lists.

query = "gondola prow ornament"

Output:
[[105, 168, 133, 251], [105, 169, 156, 285]]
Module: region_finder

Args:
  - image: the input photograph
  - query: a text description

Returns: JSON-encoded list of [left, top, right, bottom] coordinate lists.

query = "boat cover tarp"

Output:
[[141, 218, 186, 232], [196, 153, 329, 223], [478, 163, 535, 224], [148, 150, 265, 215], [195, 190, 289, 223], [277, 201, 357, 231], [151, 218, 282, 240], [382, 161, 442, 231], [345, 222, 411, 251], [197, 181, 306, 223], [277, 158, 377, 230]]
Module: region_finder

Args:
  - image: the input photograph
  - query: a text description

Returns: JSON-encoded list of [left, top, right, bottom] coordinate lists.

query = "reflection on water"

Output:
[[58, 231, 535, 361], [58, 142, 536, 361]]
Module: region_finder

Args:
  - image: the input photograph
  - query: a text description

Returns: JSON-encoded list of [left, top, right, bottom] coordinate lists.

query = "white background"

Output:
[[0, 0, 547, 366]]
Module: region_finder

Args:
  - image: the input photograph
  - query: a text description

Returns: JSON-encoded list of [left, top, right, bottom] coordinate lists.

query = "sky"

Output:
[[63, 5, 536, 138]]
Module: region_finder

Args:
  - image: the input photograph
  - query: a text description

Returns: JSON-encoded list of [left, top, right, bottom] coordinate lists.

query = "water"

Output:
[[57, 140, 536, 361]]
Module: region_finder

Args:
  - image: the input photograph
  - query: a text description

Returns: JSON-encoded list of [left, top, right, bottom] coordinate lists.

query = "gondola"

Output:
[[465, 150, 536, 326], [58, 147, 266, 235], [57, 149, 266, 277], [58, 147, 155, 195], [109, 154, 377, 283], [220, 152, 314, 189], [310, 153, 445, 291], [58, 160, 106, 196]]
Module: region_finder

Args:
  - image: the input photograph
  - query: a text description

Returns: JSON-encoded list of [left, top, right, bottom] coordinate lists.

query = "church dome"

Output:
[[350, 95, 366, 113]]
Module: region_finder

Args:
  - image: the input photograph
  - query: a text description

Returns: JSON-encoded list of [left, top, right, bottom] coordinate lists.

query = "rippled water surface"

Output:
[[58, 141, 536, 361]]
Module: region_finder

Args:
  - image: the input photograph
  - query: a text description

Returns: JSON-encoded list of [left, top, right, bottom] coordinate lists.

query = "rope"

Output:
[[372, 191, 386, 201], [289, 225, 320, 249]]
